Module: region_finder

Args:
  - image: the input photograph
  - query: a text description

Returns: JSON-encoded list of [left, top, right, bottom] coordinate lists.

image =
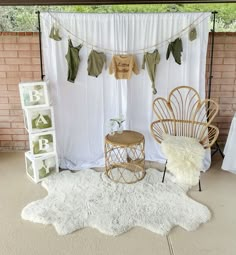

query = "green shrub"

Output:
[[0, 4, 235, 32]]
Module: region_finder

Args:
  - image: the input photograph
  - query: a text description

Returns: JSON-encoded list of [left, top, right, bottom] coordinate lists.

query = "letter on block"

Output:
[[19, 81, 49, 109], [39, 138, 50, 150], [29, 131, 56, 157], [23, 107, 54, 133], [29, 90, 43, 103]]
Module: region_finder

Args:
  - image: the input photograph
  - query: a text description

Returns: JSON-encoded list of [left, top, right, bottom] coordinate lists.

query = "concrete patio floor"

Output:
[[0, 152, 235, 255]]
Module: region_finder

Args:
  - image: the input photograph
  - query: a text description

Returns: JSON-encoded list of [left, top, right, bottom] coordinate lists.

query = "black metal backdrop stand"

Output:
[[35, 10, 224, 166], [208, 11, 224, 159], [36, 11, 45, 81]]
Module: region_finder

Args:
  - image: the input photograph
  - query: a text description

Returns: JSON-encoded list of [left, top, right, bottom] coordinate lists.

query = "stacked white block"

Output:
[[19, 81, 59, 183], [23, 106, 55, 133], [25, 151, 58, 183]]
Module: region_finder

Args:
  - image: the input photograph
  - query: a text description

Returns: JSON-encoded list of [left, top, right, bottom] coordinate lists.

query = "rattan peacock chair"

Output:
[[150, 86, 219, 191]]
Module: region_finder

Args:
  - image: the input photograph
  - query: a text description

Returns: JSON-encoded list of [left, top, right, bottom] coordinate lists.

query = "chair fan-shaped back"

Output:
[[152, 86, 219, 146]]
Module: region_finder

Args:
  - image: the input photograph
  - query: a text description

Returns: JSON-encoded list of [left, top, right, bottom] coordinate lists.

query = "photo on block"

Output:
[[19, 81, 49, 108], [29, 131, 56, 157], [24, 107, 55, 133]]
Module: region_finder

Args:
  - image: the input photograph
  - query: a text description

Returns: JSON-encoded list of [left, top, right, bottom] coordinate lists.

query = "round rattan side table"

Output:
[[104, 130, 145, 184]]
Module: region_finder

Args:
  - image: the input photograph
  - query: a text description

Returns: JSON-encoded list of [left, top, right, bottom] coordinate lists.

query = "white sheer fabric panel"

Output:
[[41, 12, 210, 170]]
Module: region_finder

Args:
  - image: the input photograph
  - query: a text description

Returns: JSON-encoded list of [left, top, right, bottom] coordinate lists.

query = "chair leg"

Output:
[[162, 160, 167, 183], [211, 141, 224, 159], [198, 179, 202, 192], [161, 160, 202, 190]]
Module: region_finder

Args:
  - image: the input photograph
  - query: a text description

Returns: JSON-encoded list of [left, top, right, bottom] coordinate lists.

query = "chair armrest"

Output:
[[150, 119, 175, 144], [200, 125, 219, 149]]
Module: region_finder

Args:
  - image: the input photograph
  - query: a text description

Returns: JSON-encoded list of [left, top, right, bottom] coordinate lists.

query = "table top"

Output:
[[105, 130, 144, 146]]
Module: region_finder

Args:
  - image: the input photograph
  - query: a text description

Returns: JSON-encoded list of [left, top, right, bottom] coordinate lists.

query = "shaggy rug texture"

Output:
[[161, 135, 205, 186], [21, 169, 211, 236]]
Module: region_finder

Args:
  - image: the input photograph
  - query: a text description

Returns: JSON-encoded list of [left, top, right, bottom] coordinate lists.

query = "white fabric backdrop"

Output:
[[41, 12, 211, 170], [222, 113, 236, 173]]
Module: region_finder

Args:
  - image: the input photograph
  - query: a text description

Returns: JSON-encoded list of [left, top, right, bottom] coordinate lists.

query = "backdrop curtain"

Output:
[[41, 12, 211, 170]]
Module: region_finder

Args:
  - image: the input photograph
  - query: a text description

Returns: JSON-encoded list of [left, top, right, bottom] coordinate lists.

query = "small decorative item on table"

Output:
[[110, 116, 125, 134], [104, 130, 145, 184]]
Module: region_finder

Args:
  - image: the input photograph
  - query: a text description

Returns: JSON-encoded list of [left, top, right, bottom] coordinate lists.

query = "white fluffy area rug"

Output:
[[161, 135, 205, 186], [21, 169, 211, 236]]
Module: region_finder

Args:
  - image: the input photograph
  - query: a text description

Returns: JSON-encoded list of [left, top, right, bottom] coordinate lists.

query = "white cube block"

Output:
[[19, 81, 49, 109], [29, 131, 57, 157], [25, 151, 59, 183], [23, 107, 55, 133]]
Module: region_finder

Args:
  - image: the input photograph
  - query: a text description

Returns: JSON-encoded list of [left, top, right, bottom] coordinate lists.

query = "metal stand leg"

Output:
[[211, 141, 224, 158], [36, 11, 45, 81], [162, 161, 167, 183], [207, 12, 224, 161], [199, 179, 202, 192]]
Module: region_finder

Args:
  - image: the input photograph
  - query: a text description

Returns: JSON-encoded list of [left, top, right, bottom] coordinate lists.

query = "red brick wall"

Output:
[[0, 32, 235, 151], [0, 32, 40, 151], [206, 32, 236, 143]]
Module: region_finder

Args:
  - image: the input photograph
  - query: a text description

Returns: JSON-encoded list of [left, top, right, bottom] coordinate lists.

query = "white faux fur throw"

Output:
[[21, 169, 210, 236], [161, 134, 205, 186]]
